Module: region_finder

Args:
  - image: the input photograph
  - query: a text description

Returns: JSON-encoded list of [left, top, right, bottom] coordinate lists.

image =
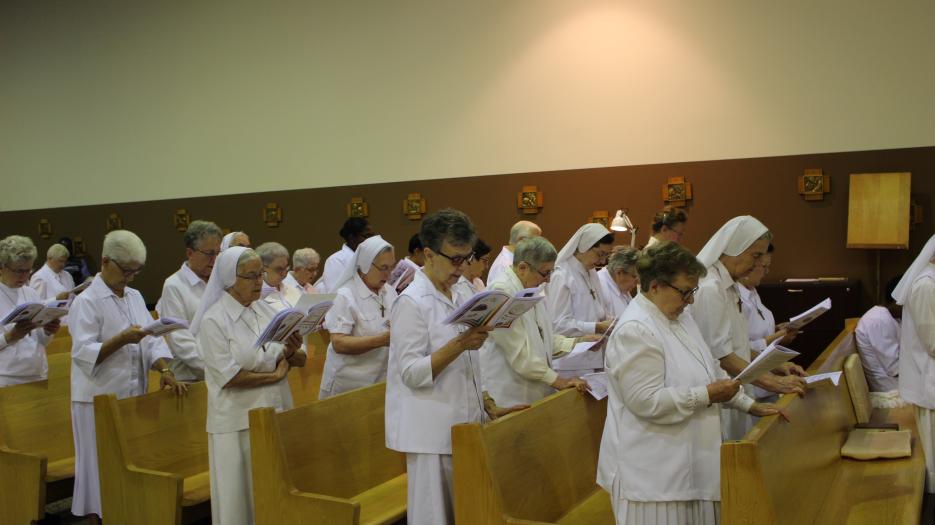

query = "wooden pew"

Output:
[[287, 353, 325, 407], [452, 389, 611, 524], [94, 382, 211, 525], [249, 382, 407, 525], [45, 333, 72, 355], [721, 319, 925, 524], [0, 352, 75, 525]]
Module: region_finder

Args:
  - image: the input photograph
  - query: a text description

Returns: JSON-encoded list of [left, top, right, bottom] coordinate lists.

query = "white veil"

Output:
[[191, 246, 249, 335]]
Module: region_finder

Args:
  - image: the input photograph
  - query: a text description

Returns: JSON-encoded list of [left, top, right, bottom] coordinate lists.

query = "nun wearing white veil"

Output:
[[319, 235, 397, 399], [545, 223, 616, 337], [193, 247, 306, 525], [692, 216, 806, 440], [219, 231, 251, 251], [894, 234, 935, 491]]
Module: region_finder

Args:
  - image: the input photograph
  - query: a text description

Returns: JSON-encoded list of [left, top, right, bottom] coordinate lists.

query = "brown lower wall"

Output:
[[2, 145, 933, 309]]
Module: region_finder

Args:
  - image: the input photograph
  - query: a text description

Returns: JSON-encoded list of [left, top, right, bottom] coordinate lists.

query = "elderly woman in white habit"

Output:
[[30, 242, 76, 303], [1, 235, 62, 386], [598, 246, 640, 319], [385, 208, 525, 525], [480, 236, 590, 406], [319, 235, 397, 399], [256, 241, 302, 311], [69, 230, 185, 519], [546, 223, 616, 337], [692, 216, 806, 440], [283, 247, 320, 294], [598, 241, 784, 525], [220, 231, 251, 251], [894, 234, 935, 492], [192, 246, 307, 525]]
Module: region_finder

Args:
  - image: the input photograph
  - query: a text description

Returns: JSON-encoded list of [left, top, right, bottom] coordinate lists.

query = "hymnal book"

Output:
[[443, 288, 542, 328], [734, 340, 800, 384], [1, 299, 69, 327], [805, 371, 841, 386], [143, 317, 188, 336], [582, 372, 609, 400], [254, 294, 336, 348], [388, 258, 420, 294], [786, 298, 831, 330]]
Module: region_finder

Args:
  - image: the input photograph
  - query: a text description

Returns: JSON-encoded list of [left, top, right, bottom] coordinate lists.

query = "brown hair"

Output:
[[650, 206, 688, 233]]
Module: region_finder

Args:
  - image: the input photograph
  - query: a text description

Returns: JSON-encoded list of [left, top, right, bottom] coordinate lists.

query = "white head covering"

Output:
[[892, 234, 935, 305], [696, 216, 769, 268], [556, 223, 611, 265], [191, 246, 249, 335], [331, 235, 393, 292], [220, 231, 245, 252]]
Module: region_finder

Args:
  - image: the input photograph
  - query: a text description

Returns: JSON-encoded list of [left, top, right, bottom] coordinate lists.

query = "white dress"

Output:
[[155, 262, 207, 381], [546, 256, 608, 337], [0, 282, 52, 386], [29, 262, 75, 300], [480, 267, 574, 406], [485, 246, 513, 288], [692, 261, 755, 441], [598, 266, 632, 319], [598, 294, 753, 525], [855, 305, 900, 392], [260, 281, 302, 311], [283, 272, 316, 294], [315, 244, 354, 294], [320, 275, 396, 399], [69, 275, 172, 517], [198, 292, 298, 525], [385, 270, 485, 525]]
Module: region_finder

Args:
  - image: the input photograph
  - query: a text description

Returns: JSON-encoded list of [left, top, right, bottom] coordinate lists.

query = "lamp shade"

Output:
[[610, 210, 629, 232]]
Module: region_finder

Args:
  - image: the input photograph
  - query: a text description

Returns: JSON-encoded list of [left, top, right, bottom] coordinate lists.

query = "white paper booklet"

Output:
[[805, 371, 842, 386], [554, 342, 605, 371], [68, 278, 93, 295], [786, 298, 831, 330], [582, 372, 609, 400], [387, 258, 420, 294], [143, 317, 189, 336], [1, 299, 69, 326], [254, 294, 336, 348], [735, 340, 800, 384], [443, 288, 542, 328]]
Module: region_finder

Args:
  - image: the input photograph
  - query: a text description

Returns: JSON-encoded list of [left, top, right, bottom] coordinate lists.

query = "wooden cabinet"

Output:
[[756, 279, 862, 368]]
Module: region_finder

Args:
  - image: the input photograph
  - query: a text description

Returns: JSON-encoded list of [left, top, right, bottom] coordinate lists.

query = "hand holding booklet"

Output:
[[143, 317, 188, 336], [387, 258, 420, 294], [734, 339, 800, 384], [1, 299, 69, 327], [582, 372, 609, 400], [68, 278, 93, 295], [254, 294, 336, 348], [786, 298, 831, 331], [443, 288, 543, 328]]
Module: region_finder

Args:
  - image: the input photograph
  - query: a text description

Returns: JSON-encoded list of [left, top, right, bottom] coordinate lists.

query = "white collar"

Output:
[[179, 262, 205, 287]]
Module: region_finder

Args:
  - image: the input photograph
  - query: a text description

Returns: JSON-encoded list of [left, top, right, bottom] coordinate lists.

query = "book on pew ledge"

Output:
[[841, 428, 912, 460], [805, 371, 842, 386], [734, 340, 800, 384], [143, 317, 188, 336], [1, 299, 69, 326], [443, 288, 542, 328], [387, 258, 420, 294], [785, 297, 831, 330], [582, 372, 609, 400], [254, 294, 336, 348]]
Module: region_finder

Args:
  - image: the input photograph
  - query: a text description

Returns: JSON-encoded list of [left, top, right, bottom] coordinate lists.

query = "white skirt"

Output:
[[0, 374, 44, 387], [71, 402, 101, 517], [209, 430, 254, 525], [915, 405, 935, 493], [405, 453, 454, 525], [613, 500, 720, 525]]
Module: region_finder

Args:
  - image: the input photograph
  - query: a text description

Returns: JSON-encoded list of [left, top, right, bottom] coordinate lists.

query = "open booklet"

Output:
[[582, 372, 609, 400], [143, 317, 188, 336], [735, 339, 800, 384], [387, 258, 420, 294], [443, 287, 543, 328], [68, 278, 93, 295], [553, 317, 617, 372], [786, 298, 831, 331], [254, 293, 336, 348], [1, 299, 69, 326]]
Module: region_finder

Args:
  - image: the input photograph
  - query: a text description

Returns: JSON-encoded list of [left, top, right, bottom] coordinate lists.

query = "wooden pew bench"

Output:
[[721, 319, 925, 525], [249, 382, 407, 525], [0, 352, 75, 524], [45, 333, 72, 355], [452, 389, 611, 524], [94, 382, 211, 525]]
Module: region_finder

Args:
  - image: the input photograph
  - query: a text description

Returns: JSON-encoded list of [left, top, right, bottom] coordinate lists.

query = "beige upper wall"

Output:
[[2, 1, 933, 211]]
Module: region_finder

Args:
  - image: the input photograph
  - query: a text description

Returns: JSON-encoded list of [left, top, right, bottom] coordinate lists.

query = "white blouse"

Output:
[[598, 293, 753, 502], [452, 275, 485, 298], [0, 282, 52, 382], [855, 305, 900, 392], [70, 275, 172, 402], [899, 265, 935, 409], [30, 263, 75, 301], [597, 267, 632, 319], [320, 275, 396, 396], [385, 270, 486, 455], [485, 246, 513, 288], [315, 244, 354, 294], [480, 267, 574, 406], [738, 285, 776, 353], [155, 262, 207, 381], [546, 256, 608, 337], [261, 281, 302, 311], [198, 292, 297, 434]]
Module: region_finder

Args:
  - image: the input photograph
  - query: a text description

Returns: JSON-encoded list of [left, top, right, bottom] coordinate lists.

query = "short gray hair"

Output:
[[102, 230, 147, 264], [184, 220, 222, 250], [514, 236, 557, 268], [256, 242, 289, 266], [420, 208, 476, 253], [47, 243, 70, 260], [292, 248, 320, 269], [0, 235, 38, 267], [236, 249, 261, 271], [509, 221, 541, 246], [637, 241, 706, 292], [606, 246, 640, 273]]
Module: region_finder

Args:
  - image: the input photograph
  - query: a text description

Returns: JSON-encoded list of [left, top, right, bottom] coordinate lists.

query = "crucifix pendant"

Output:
[[380, 304, 385, 317], [589, 288, 597, 300]]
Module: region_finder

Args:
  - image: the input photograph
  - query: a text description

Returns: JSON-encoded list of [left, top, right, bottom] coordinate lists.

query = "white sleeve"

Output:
[[31, 276, 51, 300], [70, 298, 105, 376], [198, 316, 241, 386], [546, 270, 596, 337], [909, 278, 935, 357], [323, 290, 355, 335], [692, 285, 736, 361], [156, 283, 205, 370], [318, 255, 348, 295], [389, 295, 434, 389], [487, 314, 558, 386]]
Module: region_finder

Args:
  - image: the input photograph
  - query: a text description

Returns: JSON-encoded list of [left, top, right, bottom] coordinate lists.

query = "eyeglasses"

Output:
[[593, 248, 612, 260], [4, 265, 32, 277], [660, 281, 698, 301], [436, 250, 475, 266], [237, 272, 264, 281], [372, 263, 394, 273], [111, 260, 144, 277], [534, 266, 553, 279], [265, 265, 290, 276], [194, 248, 220, 259]]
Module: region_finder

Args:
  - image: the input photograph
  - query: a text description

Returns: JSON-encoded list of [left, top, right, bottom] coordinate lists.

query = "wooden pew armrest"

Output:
[[272, 488, 361, 524], [0, 448, 46, 524], [504, 517, 557, 525]]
